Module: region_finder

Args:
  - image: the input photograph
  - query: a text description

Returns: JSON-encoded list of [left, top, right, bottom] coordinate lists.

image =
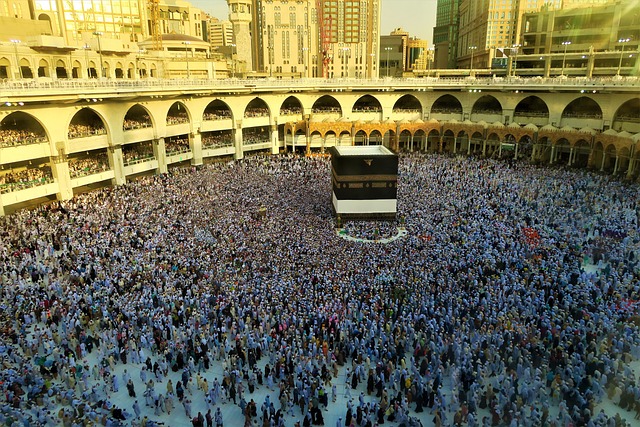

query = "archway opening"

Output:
[[124, 105, 152, 130], [68, 108, 106, 139], [204, 100, 232, 121], [167, 102, 190, 125], [244, 98, 270, 118], [0, 112, 48, 147]]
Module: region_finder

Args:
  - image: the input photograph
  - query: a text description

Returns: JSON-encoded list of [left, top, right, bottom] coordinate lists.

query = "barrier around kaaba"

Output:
[[328, 146, 398, 220]]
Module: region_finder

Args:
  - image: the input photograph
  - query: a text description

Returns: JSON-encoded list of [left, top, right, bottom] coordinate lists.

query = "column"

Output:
[[51, 155, 73, 202], [600, 153, 606, 172], [233, 121, 244, 160], [453, 137, 458, 154], [498, 141, 503, 157], [482, 139, 487, 157], [410, 135, 414, 152], [108, 145, 126, 185], [305, 116, 311, 155], [586, 53, 595, 79], [467, 138, 471, 155], [271, 124, 279, 155], [153, 137, 168, 174], [514, 142, 519, 159], [190, 131, 203, 166], [568, 147, 575, 166], [549, 146, 556, 165], [321, 136, 326, 154], [544, 56, 552, 78], [613, 155, 619, 174]]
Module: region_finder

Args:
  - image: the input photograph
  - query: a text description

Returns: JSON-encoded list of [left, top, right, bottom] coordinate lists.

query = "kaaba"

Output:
[[328, 146, 398, 220]]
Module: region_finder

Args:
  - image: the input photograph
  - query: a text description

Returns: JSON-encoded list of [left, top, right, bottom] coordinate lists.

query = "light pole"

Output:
[[10, 39, 21, 79], [561, 41, 571, 76], [511, 44, 521, 77], [617, 37, 631, 76], [384, 46, 393, 77], [182, 41, 191, 79], [93, 31, 104, 78], [469, 46, 477, 74]]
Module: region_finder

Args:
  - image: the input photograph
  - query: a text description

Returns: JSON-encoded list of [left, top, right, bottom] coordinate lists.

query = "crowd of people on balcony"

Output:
[[166, 114, 190, 125], [242, 129, 269, 145], [202, 133, 233, 149], [68, 123, 107, 139], [312, 106, 341, 114], [0, 128, 47, 147], [165, 138, 190, 155], [123, 143, 155, 165], [203, 110, 232, 121], [0, 152, 637, 427], [68, 153, 110, 178], [244, 108, 270, 118], [352, 105, 382, 113], [0, 165, 53, 193], [123, 116, 152, 131], [280, 108, 302, 116]]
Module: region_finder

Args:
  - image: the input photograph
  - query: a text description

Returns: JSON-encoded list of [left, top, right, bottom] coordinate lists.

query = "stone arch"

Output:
[[87, 60, 98, 78], [352, 95, 382, 113], [560, 96, 603, 128], [0, 57, 9, 79], [618, 147, 631, 174], [0, 111, 49, 145], [414, 129, 427, 152], [166, 101, 190, 125], [204, 99, 233, 121], [393, 94, 422, 114], [311, 95, 342, 115], [555, 138, 571, 165], [537, 136, 552, 163], [71, 60, 82, 78], [612, 98, 640, 133], [68, 107, 107, 139], [354, 130, 367, 146], [280, 96, 303, 116], [457, 130, 469, 153], [471, 95, 503, 122], [382, 129, 395, 148], [591, 141, 604, 169], [369, 129, 383, 145], [126, 62, 135, 79], [123, 104, 154, 130], [325, 130, 337, 147], [55, 59, 67, 79], [603, 144, 617, 173], [114, 62, 124, 79], [470, 131, 484, 154], [244, 97, 270, 118], [431, 95, 463, 117], [442, 129, 455, 153], [338, 130, 351, 146], [38, 58, 50, 77], [427, 129, 440, 152], [573, 139, 591, 168], [398, 129, 411, 151], [514, 96, 549, 125], [486, 132, 501, 157], [309, 130, 323, 148]]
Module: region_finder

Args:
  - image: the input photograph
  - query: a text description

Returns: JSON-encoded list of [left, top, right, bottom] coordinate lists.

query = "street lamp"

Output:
[[182, 41, 191, 79], [469, 46, 477, 74], [617, 37, 631, 76], [10, 39, 21, 79], [511, 44, 521, 77], [561, 41, 571, 76], [93, 31, 104, 78], [384, 46, 393, 77]]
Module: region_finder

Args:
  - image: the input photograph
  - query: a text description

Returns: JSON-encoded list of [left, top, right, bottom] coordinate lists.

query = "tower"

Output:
[[227, 0, 254, 74]]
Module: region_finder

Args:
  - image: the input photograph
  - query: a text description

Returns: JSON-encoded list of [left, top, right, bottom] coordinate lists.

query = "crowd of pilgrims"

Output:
[[0, 153, 639, 427]]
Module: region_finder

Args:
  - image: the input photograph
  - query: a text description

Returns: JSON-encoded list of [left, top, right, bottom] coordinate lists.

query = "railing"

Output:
[[0, 136, 48, 148], [70, 166, 110, 179], [0, 76, 637, 95], [123, 122, 152, 131], [68, 128, 107, 139], [0, 177, 54, 194], [123, 156, 156, 166], [165, 147, 191, 156]]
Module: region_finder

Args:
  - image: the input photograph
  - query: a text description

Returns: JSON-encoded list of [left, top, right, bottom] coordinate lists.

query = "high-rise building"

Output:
[[433, 0, 460, 69], [207, 16, 234, 50], [457, 0, 559, 70], [227, 0, 380, 78], [381, 28, 428, 76]]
